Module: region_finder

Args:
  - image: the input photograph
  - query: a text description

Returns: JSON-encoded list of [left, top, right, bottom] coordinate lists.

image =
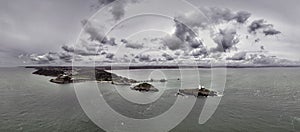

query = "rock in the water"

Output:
[[178, 88, 217, 97], [50, 74, 73, 84], [131, 83, 159, 92]]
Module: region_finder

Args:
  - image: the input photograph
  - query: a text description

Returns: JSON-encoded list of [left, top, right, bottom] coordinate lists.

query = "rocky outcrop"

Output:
[[178, 88, 217, 97], [131, 83, 159, 92], [50, 74, 73, 84]]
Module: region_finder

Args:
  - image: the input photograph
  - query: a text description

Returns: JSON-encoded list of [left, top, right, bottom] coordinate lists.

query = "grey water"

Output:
[[0, 67, 299, 132]]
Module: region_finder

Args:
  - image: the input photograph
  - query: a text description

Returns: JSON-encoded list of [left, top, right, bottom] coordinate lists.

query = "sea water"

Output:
[[0, 67, 299, 131]]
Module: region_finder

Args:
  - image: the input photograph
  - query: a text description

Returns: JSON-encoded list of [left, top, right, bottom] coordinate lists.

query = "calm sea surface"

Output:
[[0, 67, 299, 132]]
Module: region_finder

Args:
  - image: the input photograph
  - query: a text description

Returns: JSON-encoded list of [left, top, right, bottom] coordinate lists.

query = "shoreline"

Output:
[[23, 65, 300, 70]]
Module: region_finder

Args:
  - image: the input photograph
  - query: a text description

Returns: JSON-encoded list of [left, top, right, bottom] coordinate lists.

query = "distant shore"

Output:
[[24, 65, 300, 70]]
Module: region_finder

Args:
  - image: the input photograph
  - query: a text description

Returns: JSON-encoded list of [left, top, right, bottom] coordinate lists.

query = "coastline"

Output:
[[23, 65, 300, 70]]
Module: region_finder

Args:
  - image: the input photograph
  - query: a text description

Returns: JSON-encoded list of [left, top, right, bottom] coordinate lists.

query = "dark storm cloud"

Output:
[[248, 19, 281, 36], [248, 19, 271, 33], [94, 0, 139, 21], [263, 29, 281, 36], [211, 28, 239, 52]]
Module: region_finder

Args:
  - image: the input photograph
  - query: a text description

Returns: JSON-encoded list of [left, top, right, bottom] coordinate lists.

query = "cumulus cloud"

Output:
[[137, 54, 151, 62], [234, 11, 252, 23], [248, 19, 271, 33], [59, 52, 73, 63], [162, 34, 183, 50], [105, 53, 114, 59], [227, 51, 247, 60], [161, 19, 206, 57], [110, 1, 126, 21], [248, 54, 277, 65], [30, 52, 59, 64], [211, 28, 239, 52], [61, 45, 99, 56], [61, 45, 75, 52], [121, 39, 144, 49], [174, 7, 251, 31], [161, 7, 250, 56], [190, 47, 208, 58], [27, 5, 291, 66], [226, 52, 295, 66], [96, 0, 115, 5], [174, 51, 181, 56], [94, 0, 139, 21], [173, 19, 203, 49], [201, 7, 251, 24], [162, 53, 174, 61], [82, 20, 117, 46]]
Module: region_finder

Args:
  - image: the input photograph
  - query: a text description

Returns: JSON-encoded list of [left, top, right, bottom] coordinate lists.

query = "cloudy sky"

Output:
[[1, 0, 300, 66]]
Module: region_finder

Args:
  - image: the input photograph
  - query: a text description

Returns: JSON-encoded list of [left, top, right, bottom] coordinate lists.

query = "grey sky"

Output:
[[0, 0, 97, 66], [0, 0, 299, 66]]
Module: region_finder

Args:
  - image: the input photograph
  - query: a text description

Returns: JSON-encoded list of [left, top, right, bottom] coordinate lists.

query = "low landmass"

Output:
[[30, 67, 137, 84]]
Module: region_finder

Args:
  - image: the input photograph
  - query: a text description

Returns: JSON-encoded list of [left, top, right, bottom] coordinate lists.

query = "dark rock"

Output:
[[131, 83, 159, 92], [33, 68, 65, 77], [50, 74, 73, 84], [178, 88, 217, 97]]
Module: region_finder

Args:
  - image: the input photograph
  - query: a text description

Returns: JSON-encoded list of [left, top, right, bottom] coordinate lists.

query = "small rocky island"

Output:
[[178, 87, 217, 97], [131, 83, 159, 92]]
